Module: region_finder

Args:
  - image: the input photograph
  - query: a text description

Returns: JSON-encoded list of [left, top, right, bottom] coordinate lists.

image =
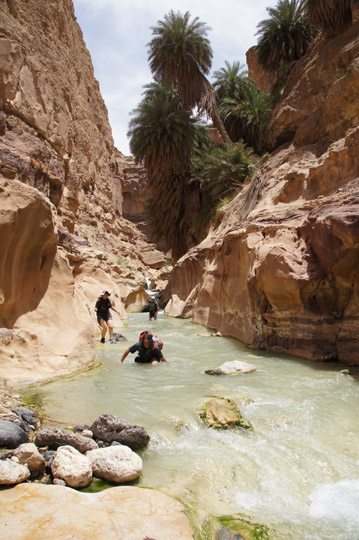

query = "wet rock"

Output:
[[51, 446, 92, 489], [11, 407, 38, 428], [90, 414, 150, 450], [0, 458, 30, 485], [13, 443, 46, 475], [87, 445, 142, 483], [35, 428, 98, 453], [200, 398, 253, 430], [205, 361, 256, 375], [0, 420, 28, 449], [111, 332, 127, 342]]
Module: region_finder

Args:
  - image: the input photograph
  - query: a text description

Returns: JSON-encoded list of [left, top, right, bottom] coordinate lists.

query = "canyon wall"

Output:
[[167, 25, 359, 365], [0, 0, 163, 385]]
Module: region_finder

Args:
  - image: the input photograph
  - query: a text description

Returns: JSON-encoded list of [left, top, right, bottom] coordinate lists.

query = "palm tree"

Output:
[[148, 10, 231, 144], [256, 0, 316, 73], [212, 61, 251, 101], [305, 0, 352, 35], [128, 82, 201, 261], [220, 84, 273, 153], [193, 141, 258, 201]]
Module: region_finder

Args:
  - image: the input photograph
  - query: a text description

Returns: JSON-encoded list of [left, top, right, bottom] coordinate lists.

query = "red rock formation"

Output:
[[167, 22, 359, 365], [246, 46, 275, 92]]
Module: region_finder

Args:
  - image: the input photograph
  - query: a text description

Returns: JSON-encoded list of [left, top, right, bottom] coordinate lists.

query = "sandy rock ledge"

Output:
[[0, 483, 195, 540]]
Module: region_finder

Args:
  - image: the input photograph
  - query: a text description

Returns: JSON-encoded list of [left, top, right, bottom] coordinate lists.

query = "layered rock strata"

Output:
[[167, 23, 359, 365], [0, 0, 166, 386]]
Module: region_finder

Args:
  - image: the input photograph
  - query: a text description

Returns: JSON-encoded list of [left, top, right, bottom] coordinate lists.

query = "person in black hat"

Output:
[[94, 291, 120, 343]]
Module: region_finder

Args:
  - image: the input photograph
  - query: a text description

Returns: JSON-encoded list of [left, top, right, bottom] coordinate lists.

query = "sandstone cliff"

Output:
[[0, 0, 165, 386], [167, 23, 359, 365]]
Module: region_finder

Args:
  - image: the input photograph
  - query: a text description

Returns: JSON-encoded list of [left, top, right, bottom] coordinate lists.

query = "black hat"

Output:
[[102, 290, 111, 296]]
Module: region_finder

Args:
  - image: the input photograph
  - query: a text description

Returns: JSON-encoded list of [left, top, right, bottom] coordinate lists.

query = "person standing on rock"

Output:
[[118, 331, 168, 365], [148, 296, 159, 320], [95, 291, 120, 344]]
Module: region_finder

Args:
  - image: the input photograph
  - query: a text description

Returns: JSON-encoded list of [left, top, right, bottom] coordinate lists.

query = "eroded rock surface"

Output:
[[167, 19, 359, 367], [0, 483, 195, 540], [90, 414, 150, 450], [35, 428, 98, 453]]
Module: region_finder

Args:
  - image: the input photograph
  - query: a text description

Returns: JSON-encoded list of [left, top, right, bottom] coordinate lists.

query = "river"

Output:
[[23, 313, 359, 540]]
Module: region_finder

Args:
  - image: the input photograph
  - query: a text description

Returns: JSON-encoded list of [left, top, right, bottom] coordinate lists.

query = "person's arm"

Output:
[[155, 302, 159, 315], [110, 305, 121, 315], [118, 348, 130, 365], [161, 356, 168, 363]]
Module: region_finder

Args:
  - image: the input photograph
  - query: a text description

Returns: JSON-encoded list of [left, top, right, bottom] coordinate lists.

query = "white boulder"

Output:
[[0, 459, 30, 485], [51, 445, 92, 488], [14, 443, 46, 474], [87, 445, 142, 483], [205, 360, 256, 375]]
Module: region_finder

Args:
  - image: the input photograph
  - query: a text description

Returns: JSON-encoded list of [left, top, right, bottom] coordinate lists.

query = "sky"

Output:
[[72, 0, 277, 155]]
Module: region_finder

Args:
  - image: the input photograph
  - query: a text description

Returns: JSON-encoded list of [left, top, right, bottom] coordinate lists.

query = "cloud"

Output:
[[73, 0, 275, 154]]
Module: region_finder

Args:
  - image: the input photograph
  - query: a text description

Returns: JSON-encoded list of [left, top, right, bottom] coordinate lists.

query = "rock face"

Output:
[[167, 24, 359, 365], [265, 25, 359, 149], [0, 484, 195, 540], [0, 0, 169, 386]]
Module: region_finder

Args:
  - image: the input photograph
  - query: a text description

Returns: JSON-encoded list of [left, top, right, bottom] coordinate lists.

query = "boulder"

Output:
[[0, 459, 30, 485], [51, 446, 92, 489], [200, 398, 253, 430], [0, 483, 195, 539], [87, 445, 142, 483], [205, 360, 256, 375], [13, 443, 46, 475], [0, 420, 28, 449], [35, 428, 98, 453], [90, 414, 150, 450]]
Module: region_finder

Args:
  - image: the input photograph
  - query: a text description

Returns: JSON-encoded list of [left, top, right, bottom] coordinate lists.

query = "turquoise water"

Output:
[[24, 313, 359, 540]]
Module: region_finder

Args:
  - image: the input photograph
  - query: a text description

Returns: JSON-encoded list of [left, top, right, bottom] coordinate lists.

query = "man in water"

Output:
[[118, 331, 168, 365], [95, 290, 120, 343], [148, 296, 159, 320]]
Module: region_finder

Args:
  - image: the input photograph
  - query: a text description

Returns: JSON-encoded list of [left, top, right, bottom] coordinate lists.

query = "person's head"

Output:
[[149, 297, 154, 303], [139, 331, 153, 349], [102, 290, 111, 298]]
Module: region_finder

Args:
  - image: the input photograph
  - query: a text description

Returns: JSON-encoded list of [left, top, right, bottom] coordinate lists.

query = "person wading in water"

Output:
[[95, 290, 120, 343], [118, 331, 168, 365]]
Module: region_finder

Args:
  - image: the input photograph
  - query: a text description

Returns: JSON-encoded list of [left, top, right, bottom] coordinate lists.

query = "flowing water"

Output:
[[24, 313, 359, 540]]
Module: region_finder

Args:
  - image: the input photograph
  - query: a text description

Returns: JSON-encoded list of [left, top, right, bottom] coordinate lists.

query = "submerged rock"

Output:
[[87, 445, 142, 483], [0, 420, 28, 449], [200, 398, 253, 430], [90, 414, 150, 450], [35, 428, 98, 453], [205, 361, 256, 376]]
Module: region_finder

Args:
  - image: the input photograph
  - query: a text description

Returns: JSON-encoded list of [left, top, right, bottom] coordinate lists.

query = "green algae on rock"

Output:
[[199, 398, 253, 430]]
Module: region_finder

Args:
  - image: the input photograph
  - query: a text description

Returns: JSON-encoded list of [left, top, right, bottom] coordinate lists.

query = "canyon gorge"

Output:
[[1, 0, 359, 393]]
